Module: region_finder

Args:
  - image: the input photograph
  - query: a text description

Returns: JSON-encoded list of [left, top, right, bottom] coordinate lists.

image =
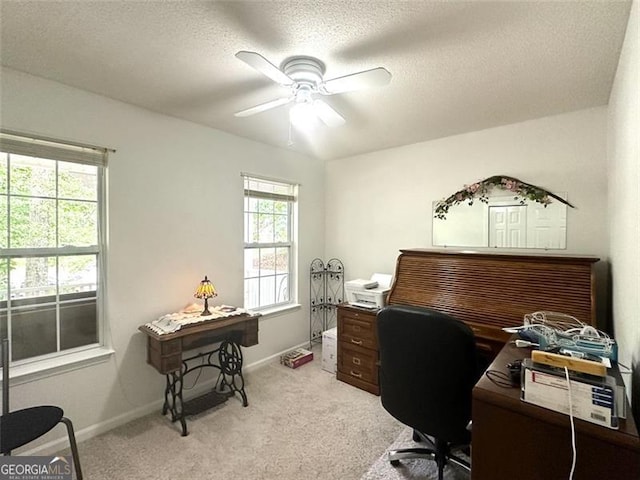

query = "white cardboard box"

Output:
[[322, 327, 338, 373]]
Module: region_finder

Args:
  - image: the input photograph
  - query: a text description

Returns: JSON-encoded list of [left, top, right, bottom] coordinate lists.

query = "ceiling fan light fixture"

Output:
[[289, 101, 317, 130], [233, 50, 391, 129]]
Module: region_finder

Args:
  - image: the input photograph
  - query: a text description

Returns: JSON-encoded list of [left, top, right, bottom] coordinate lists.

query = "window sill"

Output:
[[5, 347, 115, 386], [254, 303, 302, 319]]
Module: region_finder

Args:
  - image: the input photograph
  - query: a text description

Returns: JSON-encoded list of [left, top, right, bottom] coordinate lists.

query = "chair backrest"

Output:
[[377, 305, 479, 444], [1, 338, 8, 415]]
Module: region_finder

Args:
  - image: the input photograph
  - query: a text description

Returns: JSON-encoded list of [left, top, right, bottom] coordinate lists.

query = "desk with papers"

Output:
[[472, 341, 639, 480]]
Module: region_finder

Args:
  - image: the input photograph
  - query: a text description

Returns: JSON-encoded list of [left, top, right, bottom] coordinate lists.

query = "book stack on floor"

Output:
[[280, 348, 314, 369], [521, 350, 625, 429]]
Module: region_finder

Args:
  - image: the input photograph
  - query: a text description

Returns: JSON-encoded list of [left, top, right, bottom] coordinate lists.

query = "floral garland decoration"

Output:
[[434, 175, 574, 220]]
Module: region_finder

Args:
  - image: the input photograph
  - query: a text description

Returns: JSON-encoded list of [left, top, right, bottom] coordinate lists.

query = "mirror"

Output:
[[432, 176, 571, 250]]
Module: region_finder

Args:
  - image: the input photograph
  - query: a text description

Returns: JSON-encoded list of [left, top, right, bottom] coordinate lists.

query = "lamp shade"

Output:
[[194, 276, 217, 299]]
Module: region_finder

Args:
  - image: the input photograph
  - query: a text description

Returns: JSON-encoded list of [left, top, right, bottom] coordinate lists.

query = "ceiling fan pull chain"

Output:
[[287, 119, 294, 147]]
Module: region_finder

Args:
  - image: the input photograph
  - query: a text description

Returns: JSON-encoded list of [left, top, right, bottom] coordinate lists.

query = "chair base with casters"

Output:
[[387, 429, 470, 479]]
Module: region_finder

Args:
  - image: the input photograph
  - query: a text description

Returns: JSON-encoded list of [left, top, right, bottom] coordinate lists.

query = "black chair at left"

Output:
[[1, 339, 83, 479], [377, 305, 480, 480]]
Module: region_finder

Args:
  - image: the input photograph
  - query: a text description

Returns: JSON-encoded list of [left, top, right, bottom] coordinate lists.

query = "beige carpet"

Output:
[[361, 428, 470, 480], [64, 346, 405, 479]]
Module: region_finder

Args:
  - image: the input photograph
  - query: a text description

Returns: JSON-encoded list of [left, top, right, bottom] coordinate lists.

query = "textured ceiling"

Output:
[[0, 1, 632, 160]]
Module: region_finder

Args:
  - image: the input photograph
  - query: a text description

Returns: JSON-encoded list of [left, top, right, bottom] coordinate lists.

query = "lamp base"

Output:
[[201, 298, 211, 316]]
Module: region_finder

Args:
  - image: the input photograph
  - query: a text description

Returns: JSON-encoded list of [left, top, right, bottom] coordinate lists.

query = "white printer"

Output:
[[345, 273, 392, 309]]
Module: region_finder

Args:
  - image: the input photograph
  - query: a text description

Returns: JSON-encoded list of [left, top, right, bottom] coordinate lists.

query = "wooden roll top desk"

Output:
[[337, 249, 599, 395], [387, 249, 599, 359]]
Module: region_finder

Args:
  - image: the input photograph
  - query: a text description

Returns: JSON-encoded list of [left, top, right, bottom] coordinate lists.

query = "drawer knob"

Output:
[[352, 357, 361, 365], [351, 338, 363, 346], [350, 370, 362, 378]]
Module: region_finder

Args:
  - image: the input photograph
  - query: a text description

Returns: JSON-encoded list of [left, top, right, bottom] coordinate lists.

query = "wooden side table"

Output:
[[139, 313, 259, 436]]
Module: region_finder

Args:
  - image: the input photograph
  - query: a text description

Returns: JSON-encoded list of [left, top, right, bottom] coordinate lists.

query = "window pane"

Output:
[[274, 214, 288, 243], [9, 197, 56, 248], [244, 248, 259, 279], [0, 258, 7, 302], [276, 274, 288, 303], [244, 277, 259, 309], [246, 212, 258, 243], [258, 214, 274, 243], [9, 154, 56, 197], [59, 161, 97, 201], [247, 197, 258, 213], [59, 200, 97, 246], [0, 194, 7, 248], [59, 255, 97, 294], [275, 247, 289, 274], [11, 304, 57, 361], [274, 200, 287, 214], [259, 276, 275, 306], [258, 199, 273, 213], [60, 294, 97, 350], [0, 152, 7, 193], [9, 257, 56, 300], [0, 310, 6, 346], [260, 248, 276, 276]]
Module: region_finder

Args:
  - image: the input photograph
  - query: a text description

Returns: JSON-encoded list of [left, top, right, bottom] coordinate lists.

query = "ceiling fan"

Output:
[[234, 51, 392, 127]]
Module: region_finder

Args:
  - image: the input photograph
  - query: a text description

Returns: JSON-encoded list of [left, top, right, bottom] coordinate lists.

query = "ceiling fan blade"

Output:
[[235, 97, 293, 117], [235, 51, 293, 86], [312, 100, 345, 127], [321, 67, 392, 94]]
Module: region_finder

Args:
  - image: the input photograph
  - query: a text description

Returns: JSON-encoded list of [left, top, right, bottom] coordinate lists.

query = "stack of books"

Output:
[[521, 350, 624, 429], [280, 348, 314, 369]]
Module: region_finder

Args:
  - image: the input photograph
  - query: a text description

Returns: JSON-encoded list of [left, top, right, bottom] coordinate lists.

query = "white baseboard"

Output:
[[21, 341, 312, 456], [22, 397, 165, 456]]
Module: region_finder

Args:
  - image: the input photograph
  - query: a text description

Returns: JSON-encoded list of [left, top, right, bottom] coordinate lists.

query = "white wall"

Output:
[[1, 67, 325, 447], [608, 0, 639, 412], [325, 107, 608, 281]]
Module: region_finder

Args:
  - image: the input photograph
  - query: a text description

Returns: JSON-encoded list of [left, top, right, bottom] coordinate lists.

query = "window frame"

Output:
[[0, 130, 109, 369], [242, 174, 297, 311]]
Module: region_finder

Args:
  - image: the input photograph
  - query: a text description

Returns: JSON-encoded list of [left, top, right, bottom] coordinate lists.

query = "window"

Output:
[[243, 175, 297, 310], [0, 131, 108, 365]]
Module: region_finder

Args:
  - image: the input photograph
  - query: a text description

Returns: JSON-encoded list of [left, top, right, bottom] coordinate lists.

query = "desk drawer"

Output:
[[161, 339, 181, 355], [340, 317, 377, 350], [338, 342, 378, 384], [148, 347, 181, 374]]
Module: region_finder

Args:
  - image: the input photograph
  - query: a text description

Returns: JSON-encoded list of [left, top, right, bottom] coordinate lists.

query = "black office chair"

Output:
[[1, 339, 83, 479], [377, 305, 479, 480]]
